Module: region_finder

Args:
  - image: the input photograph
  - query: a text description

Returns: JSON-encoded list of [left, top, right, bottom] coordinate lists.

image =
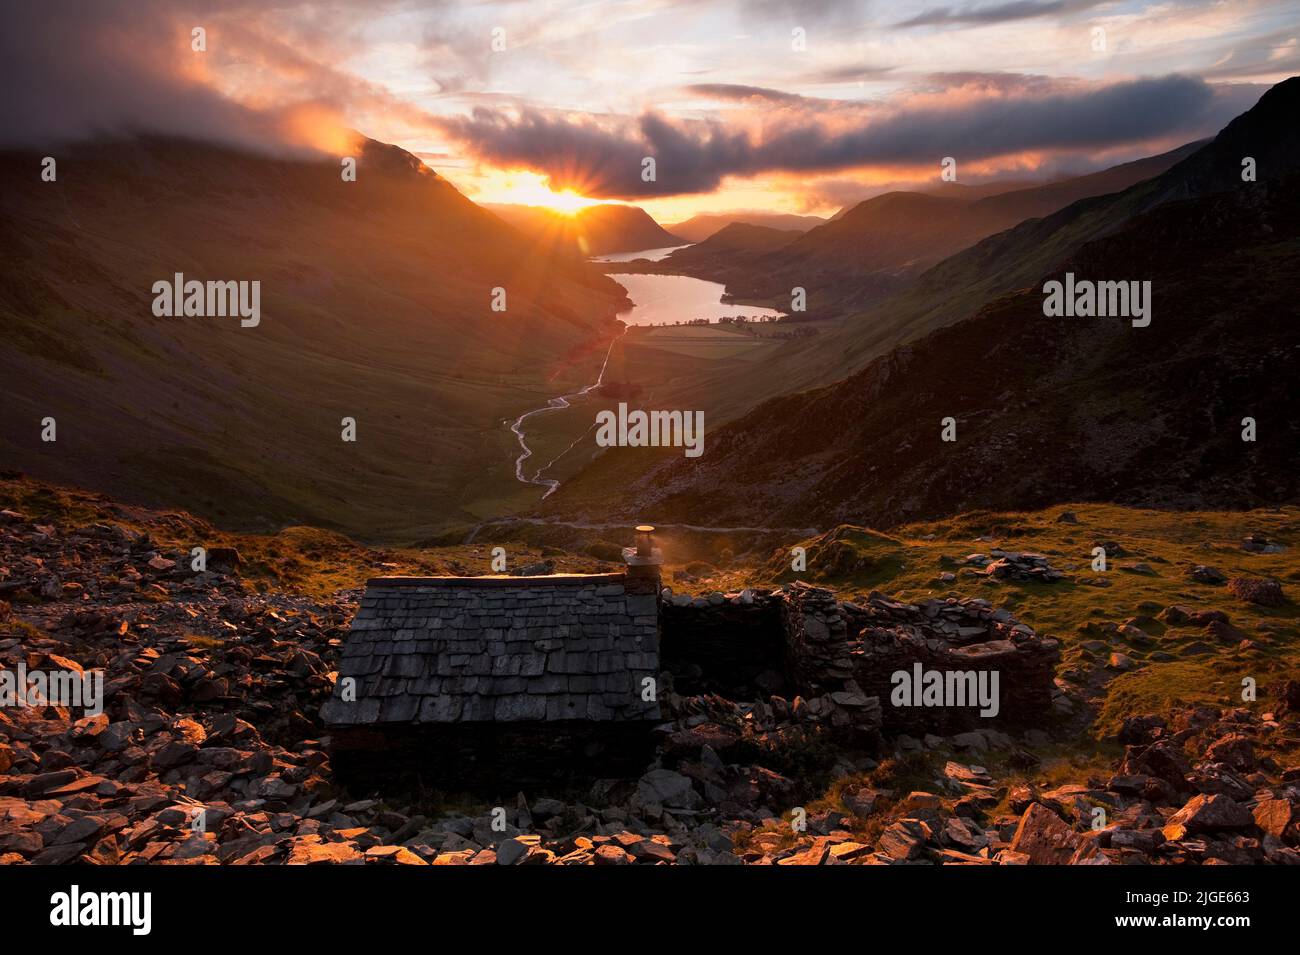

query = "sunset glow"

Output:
[[10, 0, 1292, 219], [474, 170, 609, 215]]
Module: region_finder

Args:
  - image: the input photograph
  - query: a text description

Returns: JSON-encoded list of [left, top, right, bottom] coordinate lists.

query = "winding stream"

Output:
[[509, 267, 785, 500], [510, 330, 622, 498]]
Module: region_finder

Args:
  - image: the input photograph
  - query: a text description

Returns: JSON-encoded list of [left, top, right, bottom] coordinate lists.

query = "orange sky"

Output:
[[7, 1, 1298, 221]]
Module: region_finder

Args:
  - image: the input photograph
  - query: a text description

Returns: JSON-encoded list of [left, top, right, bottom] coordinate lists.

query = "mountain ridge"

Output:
[[659, 140, 1206, 315], [487, 203, 683, 256], [666, 212, 826, 243]]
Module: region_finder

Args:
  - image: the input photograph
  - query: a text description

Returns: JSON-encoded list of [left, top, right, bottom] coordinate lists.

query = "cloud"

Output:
[[796, 64, 898, 84], [896, 0, 1105, 29], [436, 74, 1254, 198], [737, 0, 873, 26], [0, 0, 1278, 208], [917, 71, 1068, 94], [1202, 25, 1300, 81], [683, 84, 814, 105], [3, 1, 260, 149], [0, 0, 430, 154]]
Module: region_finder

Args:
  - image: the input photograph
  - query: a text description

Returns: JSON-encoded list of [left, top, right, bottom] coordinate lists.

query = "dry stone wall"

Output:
[[778, 582, 1060, 735], [660, 590, 786, 696], [661, 580, 1058, 740]]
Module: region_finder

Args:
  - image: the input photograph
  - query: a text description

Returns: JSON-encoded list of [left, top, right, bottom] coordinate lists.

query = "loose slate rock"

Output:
[[1009, 804, 1079, 864]]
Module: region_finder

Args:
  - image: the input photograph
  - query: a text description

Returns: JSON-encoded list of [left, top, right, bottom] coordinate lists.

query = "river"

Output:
[[590, 244, 688, 263], [509, 330, 623, 499], [510, 257, 785, 496]]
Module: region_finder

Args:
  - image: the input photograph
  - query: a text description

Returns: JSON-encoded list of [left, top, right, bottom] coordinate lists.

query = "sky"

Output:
[[3, 0, 1298, 221]]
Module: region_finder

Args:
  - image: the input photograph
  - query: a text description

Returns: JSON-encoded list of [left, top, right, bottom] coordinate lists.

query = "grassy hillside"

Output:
[[727, 503, 1300, 738]]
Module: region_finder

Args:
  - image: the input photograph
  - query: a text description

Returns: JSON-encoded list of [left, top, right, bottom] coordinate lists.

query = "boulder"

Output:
[[1166, 794, 1253, 834], [1009, 804, 1079, 864], [637, 769, 699, 809], [1227, 577, 1286, 606]]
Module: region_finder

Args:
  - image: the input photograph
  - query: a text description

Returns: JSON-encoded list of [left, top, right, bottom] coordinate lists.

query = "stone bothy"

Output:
[[324, 540, 664, 788], [323, 526, 1061, 789]]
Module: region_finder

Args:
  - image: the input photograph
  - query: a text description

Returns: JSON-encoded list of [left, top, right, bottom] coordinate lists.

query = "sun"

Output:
[[543, 188, 599, 216], [474, 170, 605, 216]]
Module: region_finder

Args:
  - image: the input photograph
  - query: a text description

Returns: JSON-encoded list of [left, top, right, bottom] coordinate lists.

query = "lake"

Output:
[[608, 272, 787, 327], [590, 244, 690, 263]]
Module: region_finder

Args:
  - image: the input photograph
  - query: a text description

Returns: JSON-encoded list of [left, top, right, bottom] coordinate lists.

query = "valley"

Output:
[[3, 0, 1299, 890], [505, 265, 800, 504]]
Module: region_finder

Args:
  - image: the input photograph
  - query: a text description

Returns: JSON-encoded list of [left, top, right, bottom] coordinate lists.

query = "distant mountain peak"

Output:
[[486, 202, 682, 256]]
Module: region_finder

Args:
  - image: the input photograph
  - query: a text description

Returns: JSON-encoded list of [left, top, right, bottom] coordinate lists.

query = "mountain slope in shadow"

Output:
[[576, 173, 1300, 528], [626, 78, 1296, 434], [547, 77, 1300, 527], [0, 135, 628, 537]]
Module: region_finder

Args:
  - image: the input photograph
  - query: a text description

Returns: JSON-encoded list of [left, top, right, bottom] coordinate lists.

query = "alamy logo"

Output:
[[0, 663, 103, 716], [49, 885, 151, 935], [595, 402, 704, 458], [890, 664, 1000, 717], [151, 273, 261, 327], [1042, 272, 1150, 327]]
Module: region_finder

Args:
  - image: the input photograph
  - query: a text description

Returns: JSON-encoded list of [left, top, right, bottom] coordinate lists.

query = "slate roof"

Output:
[[321, 574, 661, 727]]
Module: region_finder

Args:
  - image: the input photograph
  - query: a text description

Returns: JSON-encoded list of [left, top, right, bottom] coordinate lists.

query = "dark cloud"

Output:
[[437, 74, 1256, 198], [896, 0, 1104, 28]]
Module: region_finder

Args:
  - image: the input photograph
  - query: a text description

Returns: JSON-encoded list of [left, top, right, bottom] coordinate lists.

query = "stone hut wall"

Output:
[[778, 583, 882, 731], [660, 591, 786, 696], [782, 585, 1060, 735], [667, 581, 1059, 739], [842, 596, 1059, 733]]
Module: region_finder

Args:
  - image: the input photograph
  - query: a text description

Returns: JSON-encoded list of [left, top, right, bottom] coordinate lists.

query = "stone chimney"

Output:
[[622, 524, 663, 596]]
